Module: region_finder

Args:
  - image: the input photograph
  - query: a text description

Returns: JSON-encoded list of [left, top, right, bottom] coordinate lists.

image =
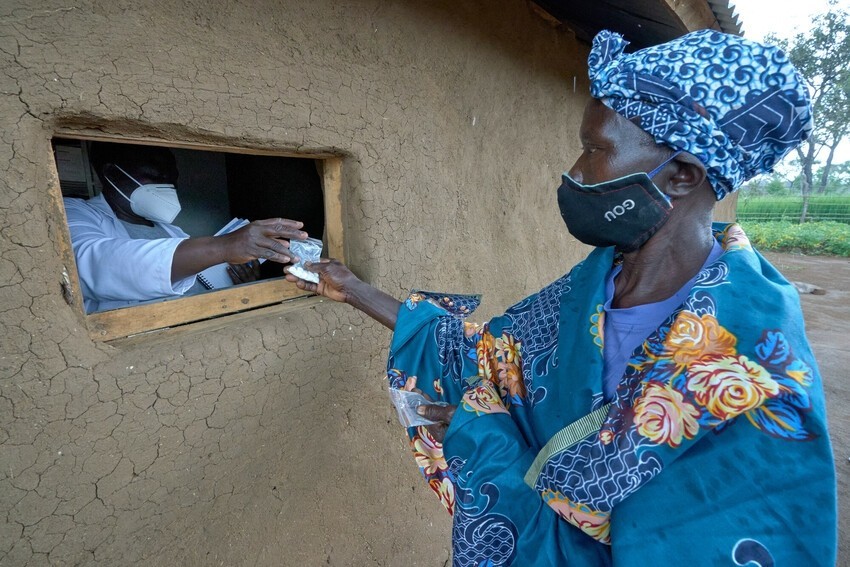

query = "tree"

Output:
[[817, 160, 850, 193], [768, 3, 850, 221], [740, 171, 795, 196], [765, 177, 789, 196]]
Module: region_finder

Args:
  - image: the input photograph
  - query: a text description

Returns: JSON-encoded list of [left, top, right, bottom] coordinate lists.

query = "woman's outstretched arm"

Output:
[[285, 258, 401, 330]]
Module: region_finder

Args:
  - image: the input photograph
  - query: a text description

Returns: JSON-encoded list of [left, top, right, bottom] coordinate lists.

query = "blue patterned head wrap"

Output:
[[588, 29, 813, 199]]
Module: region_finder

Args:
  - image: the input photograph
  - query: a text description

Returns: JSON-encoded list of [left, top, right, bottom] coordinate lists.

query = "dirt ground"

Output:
[[762, 252, 850, 563]]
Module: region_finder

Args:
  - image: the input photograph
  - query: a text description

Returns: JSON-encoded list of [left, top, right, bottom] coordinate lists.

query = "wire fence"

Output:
[[735, 195, 850, 224]]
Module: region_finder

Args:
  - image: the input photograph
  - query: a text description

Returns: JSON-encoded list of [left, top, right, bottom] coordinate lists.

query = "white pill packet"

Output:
[[388, 388, 449, 428], [288, 237, 323, 283]]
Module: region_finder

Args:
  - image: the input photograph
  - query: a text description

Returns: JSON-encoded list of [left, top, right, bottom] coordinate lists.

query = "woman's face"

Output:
[[568, 99, 671, 186]]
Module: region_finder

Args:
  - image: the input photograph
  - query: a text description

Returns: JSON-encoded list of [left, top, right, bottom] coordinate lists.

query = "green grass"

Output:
[[736, 195, 850, 223], [741, 221, 850, 257]]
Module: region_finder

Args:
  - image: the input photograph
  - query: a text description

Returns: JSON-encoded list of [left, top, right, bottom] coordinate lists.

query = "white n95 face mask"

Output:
[[104, 164, 182, 224]]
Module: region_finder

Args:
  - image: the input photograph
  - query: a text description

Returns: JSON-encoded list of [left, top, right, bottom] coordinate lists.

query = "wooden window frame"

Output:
[[50, 132, 345, 341]]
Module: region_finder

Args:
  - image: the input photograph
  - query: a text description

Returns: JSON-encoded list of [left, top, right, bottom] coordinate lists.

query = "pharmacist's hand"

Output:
[[404, 376, 456, 443], [285, 258, 360, 304], [220, 218, 306, 264], [227, 260, 261, 284]]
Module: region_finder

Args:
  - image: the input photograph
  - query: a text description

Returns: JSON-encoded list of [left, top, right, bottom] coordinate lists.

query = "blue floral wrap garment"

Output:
[[387, 224, 836, 566]]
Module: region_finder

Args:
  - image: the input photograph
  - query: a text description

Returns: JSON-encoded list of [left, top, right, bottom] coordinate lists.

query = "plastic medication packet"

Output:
[[388, 388, 449, 428], [288, 237, 323, 283]]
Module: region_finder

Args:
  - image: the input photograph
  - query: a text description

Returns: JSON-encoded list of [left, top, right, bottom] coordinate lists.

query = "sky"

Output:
[[733, 0, 849, 41], [732, 0, 850, 170]]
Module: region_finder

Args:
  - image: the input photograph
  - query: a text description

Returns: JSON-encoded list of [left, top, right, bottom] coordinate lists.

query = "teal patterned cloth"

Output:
[[387, 224, 836, 566]]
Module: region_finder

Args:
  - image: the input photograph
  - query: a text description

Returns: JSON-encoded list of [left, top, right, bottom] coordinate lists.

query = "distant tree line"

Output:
[[741, 162, 850, 196]]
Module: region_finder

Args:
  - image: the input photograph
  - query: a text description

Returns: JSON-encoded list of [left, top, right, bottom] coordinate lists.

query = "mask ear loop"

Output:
[[103, 164, 143, 203], [646, 149, 683, 205], [113, 164, 145, 187], [647, 149, 683, 179]]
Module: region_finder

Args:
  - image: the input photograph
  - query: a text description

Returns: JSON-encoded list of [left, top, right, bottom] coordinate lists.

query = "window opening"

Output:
[[51, 136, 344, 340]]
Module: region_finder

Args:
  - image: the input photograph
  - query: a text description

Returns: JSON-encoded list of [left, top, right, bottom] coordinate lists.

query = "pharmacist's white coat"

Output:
[[63, 194, 196, 313]]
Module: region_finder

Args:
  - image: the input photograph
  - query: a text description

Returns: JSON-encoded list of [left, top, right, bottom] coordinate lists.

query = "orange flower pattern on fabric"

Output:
[[472, 327, 527, 407], [428, 476, 456, 516], [627, 311, 799, 448], [495, 334, 520, 364], [497, 361, 526, 400], [634, 381, 701, 448], [599, 428, 615, 445], [462, 383, 509, 416], [663, 311, 737, 366], [495, 334, 526, 401], [464, 321, 482, 338], [721, 223, 752, 251], [541, 490, 611, 544], [549, 292, 819, 546], [476, 330, 498, 383], [413, 426, 448, 475], [687, 354, 780, 420]]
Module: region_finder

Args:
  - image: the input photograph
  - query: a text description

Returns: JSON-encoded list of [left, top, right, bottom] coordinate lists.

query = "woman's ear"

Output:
[[664, 152, 708, 198]]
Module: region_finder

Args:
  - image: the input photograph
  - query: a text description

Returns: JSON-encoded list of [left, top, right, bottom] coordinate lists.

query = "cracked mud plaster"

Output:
[[1, 0, 592, 564]]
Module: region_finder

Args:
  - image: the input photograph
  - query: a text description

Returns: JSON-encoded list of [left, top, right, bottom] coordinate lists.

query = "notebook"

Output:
[[196, 218, 255, 290]]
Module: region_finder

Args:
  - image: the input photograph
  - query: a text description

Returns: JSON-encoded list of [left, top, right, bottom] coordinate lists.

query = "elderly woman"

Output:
[[288, 30, 836, 565]]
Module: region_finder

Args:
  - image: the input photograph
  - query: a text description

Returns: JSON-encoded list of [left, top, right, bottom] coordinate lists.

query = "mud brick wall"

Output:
[[0, 1, 592, 564]]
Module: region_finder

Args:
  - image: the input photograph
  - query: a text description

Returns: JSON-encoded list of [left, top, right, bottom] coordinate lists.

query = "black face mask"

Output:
[[557, 151, 681, 253]]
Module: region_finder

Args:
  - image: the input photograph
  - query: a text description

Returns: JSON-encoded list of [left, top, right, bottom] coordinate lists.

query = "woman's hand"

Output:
[[285, 258, 362, 303], [403, 376, 456, 442], [285, 258, 401, 331], [416, 403, 457, 443]]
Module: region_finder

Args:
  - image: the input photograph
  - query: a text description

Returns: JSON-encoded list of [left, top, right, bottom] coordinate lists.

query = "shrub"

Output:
[[740, 221, 850, 256]]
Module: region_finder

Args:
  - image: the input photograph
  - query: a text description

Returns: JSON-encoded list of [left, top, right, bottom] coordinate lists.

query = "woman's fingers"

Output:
[[425, 423, 450, 443], [416, 403, 456, 424], [284, 271, 318, 292], [284, 257, 353, 303]]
